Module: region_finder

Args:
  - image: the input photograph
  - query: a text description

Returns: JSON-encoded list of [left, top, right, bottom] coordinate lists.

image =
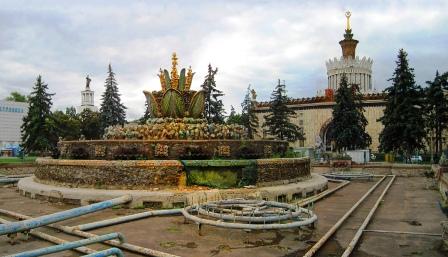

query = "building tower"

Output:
[[326, 11, 373, 94], [78, 75, 98, 113]]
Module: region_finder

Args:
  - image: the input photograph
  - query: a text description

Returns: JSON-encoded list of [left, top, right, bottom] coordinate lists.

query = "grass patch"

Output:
[[0, 157, 36, 164], [166, 226, 180, 232]]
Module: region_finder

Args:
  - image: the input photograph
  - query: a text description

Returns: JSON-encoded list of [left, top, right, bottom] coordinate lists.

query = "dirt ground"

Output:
[[0, 176, 446, 257]]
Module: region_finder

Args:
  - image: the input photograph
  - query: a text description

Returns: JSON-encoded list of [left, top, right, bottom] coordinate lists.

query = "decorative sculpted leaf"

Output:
[[189, 90, 205, 118], [164, 69, 171, 90], [143, 90, 161, 117], [178, 68, 186, 91], [161, 89, 185, 118]]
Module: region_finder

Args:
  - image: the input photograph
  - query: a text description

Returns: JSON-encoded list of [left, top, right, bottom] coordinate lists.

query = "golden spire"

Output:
[[345, 10, 351, 30], [170, 52, 179, 89], [185, 66, 194, 90], [158, 68, 166, 92]]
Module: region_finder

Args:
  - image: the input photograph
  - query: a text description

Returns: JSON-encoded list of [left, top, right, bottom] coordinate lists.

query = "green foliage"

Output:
[[283, 148, 298, 158], [48, 110, 81, 140], [263, 80, 304, 142], [6, 91, 27, 102], [201, 64, 226, 123], [187, 169, 238, 188], [189, 91, 206, 118], [0, 156, 36, 164], [239, 163, 258, 187], [379, 49, 426, 159], [226, 105, 243, 125], [330, 74, 371, 151], [439, 153, 448, 166], [21, 75, 56, 155], [138, 100, 152, 124], [80, 109, 102, 139], [241, 86, 259, 138], [161, 89, 185, 118], [424, 71, 448, 157], [99, 64, 127, 131]]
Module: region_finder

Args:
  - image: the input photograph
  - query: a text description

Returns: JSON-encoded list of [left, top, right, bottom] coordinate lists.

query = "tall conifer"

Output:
[[379, 49, 426, 159], [21, 75, 56, 154], [226, 105, 242, 125], [99, 64, 126, 130], [201, 64, 225, 123], [263, 80, 304, 142], [330, 74, 371, 151], [241, 86, 259, 138], [424, 71, 448, 158]]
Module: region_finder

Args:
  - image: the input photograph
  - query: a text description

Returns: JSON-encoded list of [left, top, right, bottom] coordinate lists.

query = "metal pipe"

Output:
[[73, 209, 181, 231], [297, 179, 350, 207], [0, 195, 132, 236], [6, 232, 125, 257], [82, 248, 125, 257], [182, 206, 317, 230], [0, 178, 21, 184], [0, 217, 95, 255], [341, 176, 396, 257], [363, 229, 442, 237], [0, 209, 180, 257], [302, 175, 387, 257], [3, 174, 34, 178]]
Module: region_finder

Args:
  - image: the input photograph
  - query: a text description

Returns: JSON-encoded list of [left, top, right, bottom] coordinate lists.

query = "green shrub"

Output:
[[440, 153, 448, 166], [239, 163, 258, 187]]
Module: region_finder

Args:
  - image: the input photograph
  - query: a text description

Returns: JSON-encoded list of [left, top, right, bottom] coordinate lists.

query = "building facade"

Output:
[[77, 75, 98, 113], [254, 12, 386, 152], [0, 100, 28, 149]]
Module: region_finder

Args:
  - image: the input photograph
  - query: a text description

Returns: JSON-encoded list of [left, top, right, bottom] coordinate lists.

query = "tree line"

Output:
[[14, 49, 447, 160], [19, 64, 127, 155], [329, 49, 448, 162]]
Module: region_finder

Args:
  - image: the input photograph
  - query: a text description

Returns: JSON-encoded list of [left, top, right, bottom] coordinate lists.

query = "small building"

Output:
[[0, 99, 28, 151]]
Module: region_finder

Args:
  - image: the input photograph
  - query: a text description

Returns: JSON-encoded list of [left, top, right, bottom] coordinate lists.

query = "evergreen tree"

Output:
[[330, 74, 371, 151], [138, 101, 151, 125], [241, 86, 259, 139], [99, 64, 126, 131], [65, 106, 77, 117], [201, 64, 225, 123], [6, 91, 27, 102], [263, 80, 304, 142], [378, 49, 426, 159], [226, 105, 242, 125], [424, 71, 448, 158], [80, 109, 102, 139], [21, 75, 56, 154]]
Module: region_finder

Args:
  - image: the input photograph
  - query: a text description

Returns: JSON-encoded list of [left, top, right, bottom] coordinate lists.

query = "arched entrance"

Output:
[[320, 119, 336, 152]]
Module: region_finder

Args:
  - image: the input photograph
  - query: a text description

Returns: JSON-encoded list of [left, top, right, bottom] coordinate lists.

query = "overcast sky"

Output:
[[1, 0, 447, 120]]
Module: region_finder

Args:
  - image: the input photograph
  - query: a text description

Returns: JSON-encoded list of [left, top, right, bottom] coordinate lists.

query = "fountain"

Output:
[[18, 54, 327, 207]]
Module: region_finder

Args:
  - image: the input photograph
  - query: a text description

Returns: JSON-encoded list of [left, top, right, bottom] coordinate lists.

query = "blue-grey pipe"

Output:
[[0, 178, 20, 184], [73, 209, 181, 231], [0, 195, 132, 236], [82, 247, 125, 257], [6, 232, 125, 257]]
